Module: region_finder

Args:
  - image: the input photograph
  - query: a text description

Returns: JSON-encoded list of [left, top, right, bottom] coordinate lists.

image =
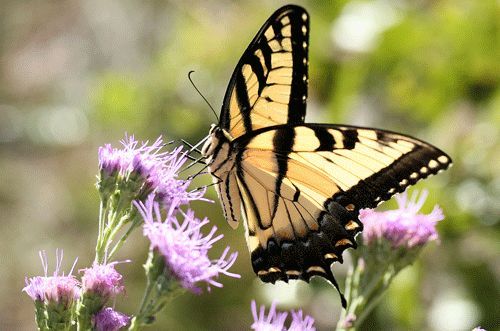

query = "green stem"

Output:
[[337, 257, 367, 331], [94, 201, 107, 263], [354, 270, 394, 327], [108, 218, 140, 260]]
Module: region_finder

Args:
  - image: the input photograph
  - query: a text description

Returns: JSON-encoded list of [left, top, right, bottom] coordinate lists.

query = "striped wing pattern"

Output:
[[233, 125, 451, 303], [219, 5, 309, 139], [205, 4, 453, 307]]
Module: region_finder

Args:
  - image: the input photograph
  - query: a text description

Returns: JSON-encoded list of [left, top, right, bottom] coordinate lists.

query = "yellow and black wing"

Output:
[[219, 5, 309, 139], [234, 124, 451, 305], [210, 4, 452, 308]]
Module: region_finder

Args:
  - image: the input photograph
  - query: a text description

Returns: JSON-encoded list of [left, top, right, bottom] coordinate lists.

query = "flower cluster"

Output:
[[137, 195, 240, 294], [94, 307, 131, 331], [97, 135, 204, 208], [360, 190, 444, 248], [25, 135, 239, 331], [338, 190, 445, 330], [251, 301, 316, 331], [23, 250, 80, 330], [81, 261, 127, 301], [23, 250, 80, 305], [76, 261, 129, 329]]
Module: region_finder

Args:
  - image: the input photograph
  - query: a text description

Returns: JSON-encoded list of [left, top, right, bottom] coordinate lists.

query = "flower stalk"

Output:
[[128, 251, 184, 330], [25, 135, 239, 330], [337, 190, 444, 330]]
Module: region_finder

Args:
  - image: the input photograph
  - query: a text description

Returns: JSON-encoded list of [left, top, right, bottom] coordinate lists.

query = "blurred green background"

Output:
[[1, 0, 498, 330]]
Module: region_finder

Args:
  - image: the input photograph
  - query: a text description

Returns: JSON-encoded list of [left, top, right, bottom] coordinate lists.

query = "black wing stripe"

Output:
[[258, 40, 273, 73], [225, 174, 237, 221], [235, 71, 253, 133], [271, 128, 295, 219], [287, 9, 308, 124], [247, 53, 267, 94], [220, 5, 309, 138], [314, 127, 335, 151]]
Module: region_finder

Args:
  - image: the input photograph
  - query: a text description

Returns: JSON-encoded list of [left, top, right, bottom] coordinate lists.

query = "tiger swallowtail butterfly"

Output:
[[200, 4, 451, 307]]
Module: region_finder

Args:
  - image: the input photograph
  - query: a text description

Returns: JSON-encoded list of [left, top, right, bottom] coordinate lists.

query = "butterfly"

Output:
[[200, 4, 451, 306]]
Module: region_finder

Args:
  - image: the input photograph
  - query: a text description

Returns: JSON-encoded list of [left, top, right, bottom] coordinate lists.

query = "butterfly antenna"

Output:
[[181, 139, 202, 154], [188, 70, 219, 121], [180, 156, 206, 174], [192, 178, 223, 192]]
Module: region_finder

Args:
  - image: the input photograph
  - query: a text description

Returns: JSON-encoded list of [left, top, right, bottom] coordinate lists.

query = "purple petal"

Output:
[[94, 307, 130, 331], [136, 195, 239, 293]]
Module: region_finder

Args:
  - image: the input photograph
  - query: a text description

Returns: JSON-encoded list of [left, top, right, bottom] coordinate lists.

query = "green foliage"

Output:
[[1, 0, 498, 330]]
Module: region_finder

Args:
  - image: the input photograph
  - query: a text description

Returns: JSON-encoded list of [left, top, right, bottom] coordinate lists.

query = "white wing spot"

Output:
[[302, 13, 308, 21], [302, 25, 307, 35], [410, 172, 419, 179], [302, 41, 307, 49], [399, 179, 408, 186], [388, 188, 396, 194], [438, 155, 449, 164], [428, 160, 439, 169], [420, 167, 428, 174]]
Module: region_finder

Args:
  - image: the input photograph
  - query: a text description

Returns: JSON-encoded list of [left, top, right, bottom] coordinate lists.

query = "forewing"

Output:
[[219, 5, 309, 138]]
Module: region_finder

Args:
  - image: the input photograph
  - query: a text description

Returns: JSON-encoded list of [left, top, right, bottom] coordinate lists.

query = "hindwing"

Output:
[[232, 124, 451, 305]]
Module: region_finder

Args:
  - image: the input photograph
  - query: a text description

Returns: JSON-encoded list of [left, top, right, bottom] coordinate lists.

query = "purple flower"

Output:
[[81, 261, 127, 302], [288, 309, 316, 331], [472, 327, 486, 331], [98, 135, 206, 208], [250, 301, 317, 331], [251, 301, 287, 331], [23, 250, 80, 307], [135, 195, 239, 294], [98, 135, 166, 179], [360, 190, 444, 248], [94, 307, 130, 331]]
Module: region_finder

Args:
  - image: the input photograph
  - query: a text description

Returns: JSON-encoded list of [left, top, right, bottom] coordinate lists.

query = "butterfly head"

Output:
[[201, 125, 233, 160]]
